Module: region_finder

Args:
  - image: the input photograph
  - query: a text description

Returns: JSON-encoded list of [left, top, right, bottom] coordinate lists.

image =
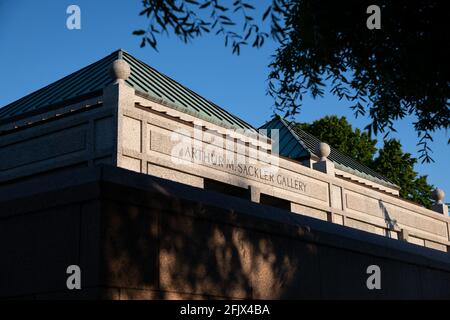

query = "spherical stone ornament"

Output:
[[432, 188, 445, 204], [109, 59, 131, 82], [318, 142, 331, 161]]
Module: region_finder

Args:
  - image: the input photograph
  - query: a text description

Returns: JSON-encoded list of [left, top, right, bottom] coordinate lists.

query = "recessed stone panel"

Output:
[[0, 126, 87, 171], [291, 203, 328, 221], [148, 127, 328, 204], [121, 156, 141, 173], [345, 192, 382, 217], [424, 240, 447, 252], [346, 217, 385, 236], [383, 204, 448, 238], [95, 116, 114, 151], [408, 236, 425, 246], [122, 116, 142, 152], [147, 163, 204, 188], [332, 214, 344, 225]]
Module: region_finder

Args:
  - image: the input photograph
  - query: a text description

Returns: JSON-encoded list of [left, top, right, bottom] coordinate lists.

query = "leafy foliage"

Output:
[[296, 116, 434, 208], [372, 139, 434, 208], [134, 1, 449, 162], [269, 0, 449, 163], [134, 0, 288, 54]]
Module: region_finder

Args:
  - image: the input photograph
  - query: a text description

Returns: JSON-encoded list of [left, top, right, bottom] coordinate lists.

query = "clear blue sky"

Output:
[[0, 1, 448, 201]]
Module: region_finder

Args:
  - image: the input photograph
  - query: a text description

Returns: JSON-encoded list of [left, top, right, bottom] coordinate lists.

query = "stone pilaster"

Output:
[[102, 58, 136, 167], [248, 185, 261, 203]]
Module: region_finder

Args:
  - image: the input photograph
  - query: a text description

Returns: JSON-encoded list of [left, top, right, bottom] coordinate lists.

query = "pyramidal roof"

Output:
[[0, 49, 255, 131], [261, 117, 399, 190]]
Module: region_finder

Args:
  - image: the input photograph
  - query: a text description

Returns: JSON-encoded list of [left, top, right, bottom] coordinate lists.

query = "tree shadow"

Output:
[[379, 200, 398, 238], [100, 178, 322, 299]]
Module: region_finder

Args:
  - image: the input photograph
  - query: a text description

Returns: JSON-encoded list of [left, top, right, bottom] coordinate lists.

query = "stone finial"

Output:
[[431, 188, 448, 215], [432, 188, 445, 205], [318, 142, 331, 161], [109, 59, 131, 83], [313, 142, 334, 175]]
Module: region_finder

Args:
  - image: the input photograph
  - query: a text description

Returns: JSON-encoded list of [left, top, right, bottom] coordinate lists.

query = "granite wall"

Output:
[[1, 165, 450, 299]]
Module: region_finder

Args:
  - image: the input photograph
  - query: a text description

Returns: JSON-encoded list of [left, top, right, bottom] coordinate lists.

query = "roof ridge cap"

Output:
[[280, 119, 399, 188], [279, 117, 314, 155]]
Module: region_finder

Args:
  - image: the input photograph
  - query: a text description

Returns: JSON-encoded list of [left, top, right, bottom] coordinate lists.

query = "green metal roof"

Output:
[[260, 117, 399, 189], [0, 49, 255, 131]]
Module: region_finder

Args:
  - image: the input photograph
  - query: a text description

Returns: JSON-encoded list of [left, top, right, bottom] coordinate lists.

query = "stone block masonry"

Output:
[[1, 165, 450, 299]]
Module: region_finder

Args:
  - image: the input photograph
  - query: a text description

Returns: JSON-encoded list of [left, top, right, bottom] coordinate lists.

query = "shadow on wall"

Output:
[[97, 173, 449, 300], [1, 166, 449, 299], [100, 181, 322, 300], [379, 200, 398, 239]]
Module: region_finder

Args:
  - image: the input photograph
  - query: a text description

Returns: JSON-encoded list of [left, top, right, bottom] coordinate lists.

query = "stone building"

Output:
[[1, 50, 449, 299]]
